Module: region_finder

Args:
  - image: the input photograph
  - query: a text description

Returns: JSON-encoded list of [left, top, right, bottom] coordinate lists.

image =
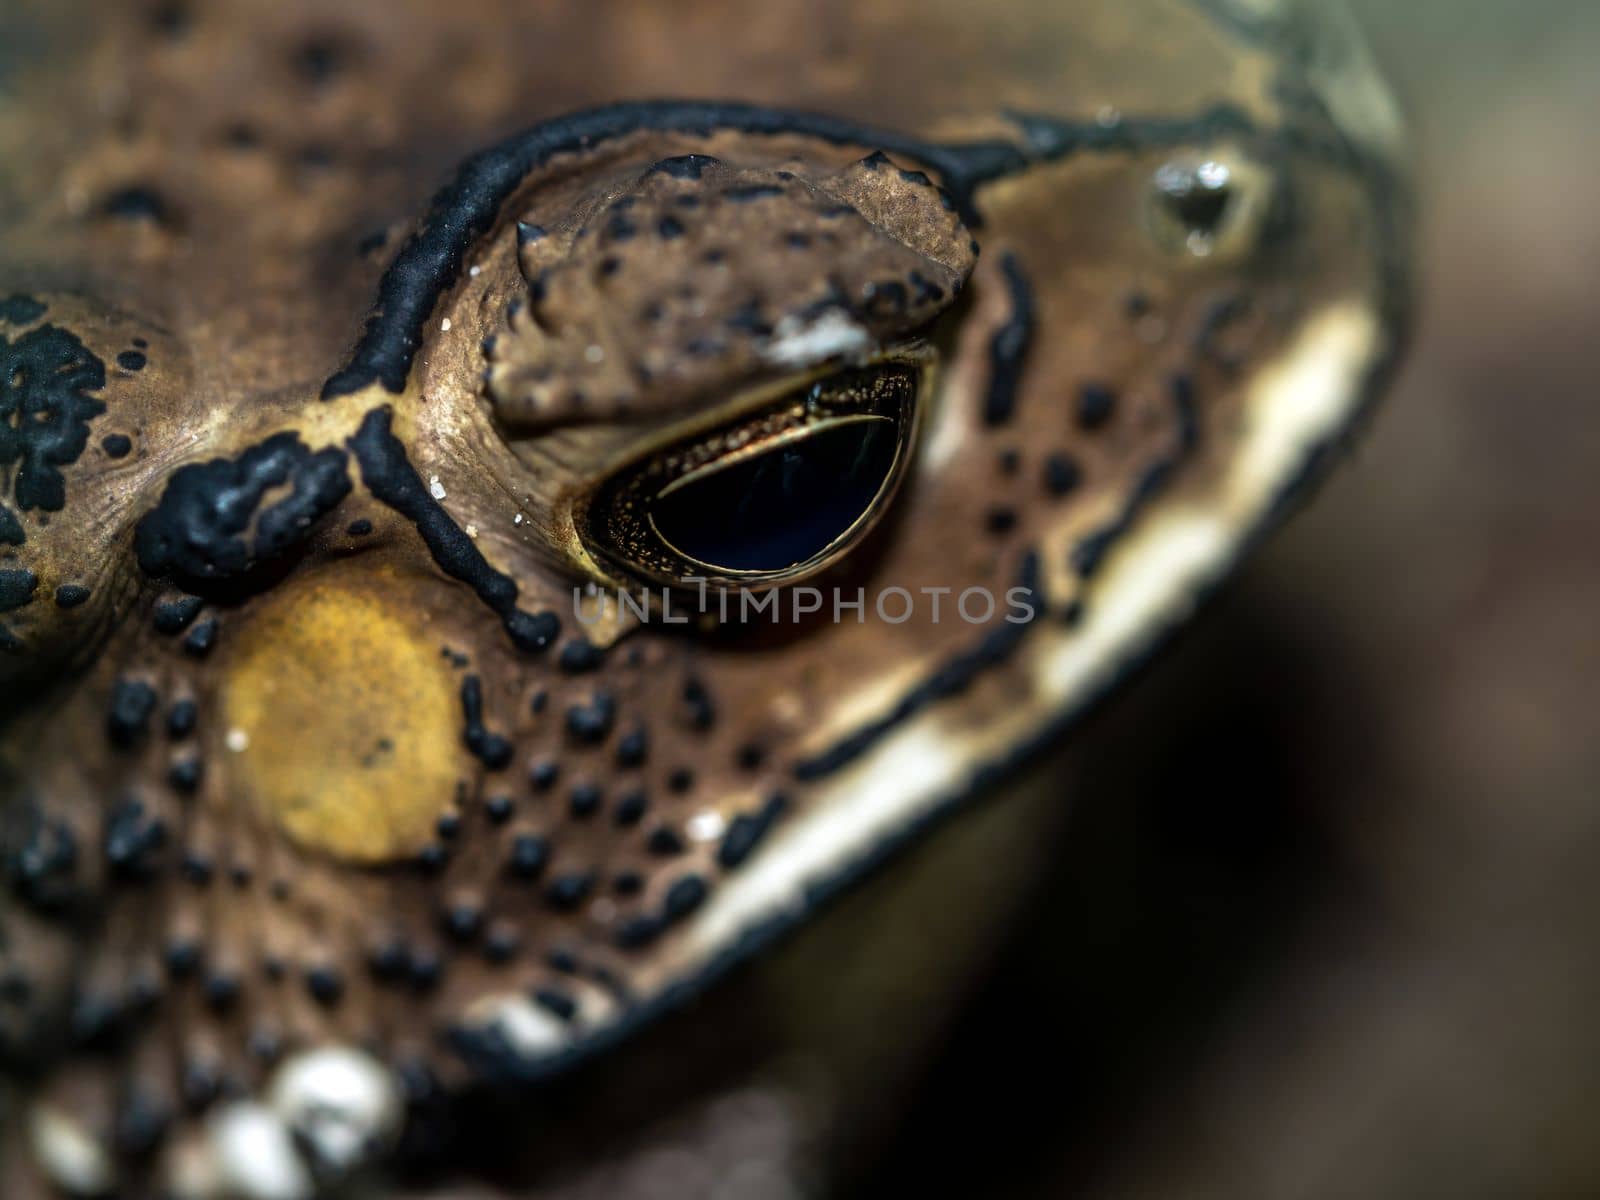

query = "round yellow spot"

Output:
[[219, 570, 463, 863]]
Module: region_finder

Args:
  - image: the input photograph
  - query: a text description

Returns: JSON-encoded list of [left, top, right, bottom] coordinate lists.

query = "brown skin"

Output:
[[0, 1, 1405, 1195]]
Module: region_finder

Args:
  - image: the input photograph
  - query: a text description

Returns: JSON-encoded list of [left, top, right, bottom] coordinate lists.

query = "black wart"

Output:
[[0, 323, 108, 541]]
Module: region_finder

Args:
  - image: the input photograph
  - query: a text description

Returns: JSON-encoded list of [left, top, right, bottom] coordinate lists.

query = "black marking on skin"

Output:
[[483, 926, 520, 964], [569, 783, 602, 819], [348, 408, 561, 651], [613, 790, 647, 826], [1195, 293, 1254, 373], [1043, 453, 1082, 497], [163, 939, 201, 978], [535, 988, 577, 1021], [1072, 376, 1206, 578], [530, 759, 559, 791], [794, 552, 1042, 781], [153, 595, 203, 634], [651, 154, 721, 180], [113, 1090, 170, 1159], [168, 758, 202, 794], [717, 792, 789, 870], [506, 834, 549, 880], [107, 679, 158, 748], [460, 676, 513, 770], [102, 434, 133, 459], [203, 972, 240, 1012], [104, 798, 166, 878], [0, 295, 45, 325], [183, 617, 218, 657], [0, 507, 23, 546], [615, 727, 649, 769], [135, 433, 351, 586], [0, 568, 37, 612], [116, 350, 147, 372], [0, 322, 107, 523], [292, 37, 349, 87], [102, 186, 175, 226], [647, 827, 684, 857], [612, 874, 709, 952], [54, 584, 90, 609], [7, 806, 78, 911], [566, 691, 617, 743], [1006, 104, 1259, 163], [682, 678, 716, 731], [544, 871, 595, 911], [982, 252, 1036, 427], [664, 875, 708, 921], [347, 518, 373, 536], [1073, 461, 1173, 579], [557, 639, 602, 674], [322, 102, 1023, 398], [166, 700, 197, 740], [985, 507, 1018, 536], [305, 966, 344, 1007], [443, 904, 483, 943], [1077, 384, 1117, 430], [725, 183, 784, 202]]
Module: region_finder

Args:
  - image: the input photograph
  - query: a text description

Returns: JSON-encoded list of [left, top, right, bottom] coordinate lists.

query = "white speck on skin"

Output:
[[513, 512, 524, 525], [462, 995, 570, 1060], [29, 1105, 114, 1197], [468, 265, 481, 277], [440, 318, 452, 332], [209, 1103, 312, 1200], [687, 811, 727, 843], [428, 475, 446, 500], [465, 524, 478, 538], [225, 728, 250, 753], [269, 1046, 401, 1176], [763, 312, 870, 368], [584, 344, 605, 364]]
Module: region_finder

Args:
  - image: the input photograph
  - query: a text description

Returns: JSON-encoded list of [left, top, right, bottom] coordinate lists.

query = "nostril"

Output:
[[1146, 151, 1277, 263]]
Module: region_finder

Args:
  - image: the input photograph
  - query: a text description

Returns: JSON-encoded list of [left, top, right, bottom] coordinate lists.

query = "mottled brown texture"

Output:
[[490, 152, 973, 429], [0, 1, 1405, 1195]]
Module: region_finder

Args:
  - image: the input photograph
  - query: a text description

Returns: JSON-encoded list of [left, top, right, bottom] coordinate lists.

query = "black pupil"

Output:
[[650, 420, 897, 572]]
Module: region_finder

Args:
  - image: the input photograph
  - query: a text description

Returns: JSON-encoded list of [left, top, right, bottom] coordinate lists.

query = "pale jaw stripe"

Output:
[[686, 301, 1381, 960]]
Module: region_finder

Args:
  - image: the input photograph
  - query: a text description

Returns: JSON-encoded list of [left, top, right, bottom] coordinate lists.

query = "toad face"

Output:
[[0, 0, 1407, 1194]]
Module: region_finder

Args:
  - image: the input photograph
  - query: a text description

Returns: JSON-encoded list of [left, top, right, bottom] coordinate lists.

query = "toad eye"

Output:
[[1146, 148, 1280, 262], [580, 353, 925, 588]]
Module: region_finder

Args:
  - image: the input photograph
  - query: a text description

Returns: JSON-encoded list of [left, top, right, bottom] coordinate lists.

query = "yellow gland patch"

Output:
[[218, 567, 462, 863]]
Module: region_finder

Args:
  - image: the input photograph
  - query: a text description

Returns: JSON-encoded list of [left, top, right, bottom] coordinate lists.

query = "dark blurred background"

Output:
[[850, 3, 1600, 1196]]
